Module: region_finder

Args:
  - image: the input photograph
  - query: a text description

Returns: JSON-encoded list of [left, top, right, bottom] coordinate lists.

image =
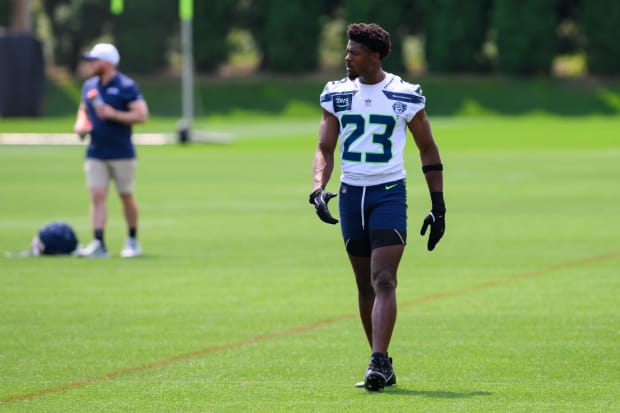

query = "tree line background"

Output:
[[1, 0, 619, 77]]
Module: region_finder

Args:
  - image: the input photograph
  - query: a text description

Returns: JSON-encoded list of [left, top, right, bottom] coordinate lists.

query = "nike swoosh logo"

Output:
[[385, 184, 398, 190]]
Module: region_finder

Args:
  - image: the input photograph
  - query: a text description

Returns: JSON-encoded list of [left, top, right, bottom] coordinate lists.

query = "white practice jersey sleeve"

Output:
[[320, 73, 425, 186]]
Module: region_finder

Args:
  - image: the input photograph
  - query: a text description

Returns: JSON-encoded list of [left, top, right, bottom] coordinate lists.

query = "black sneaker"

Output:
[[355, 355, 396, 388], [363, 352, 394, 391]]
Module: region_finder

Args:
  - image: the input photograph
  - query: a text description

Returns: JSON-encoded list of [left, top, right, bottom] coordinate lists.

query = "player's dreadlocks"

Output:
[[346, 23, 391, 60]]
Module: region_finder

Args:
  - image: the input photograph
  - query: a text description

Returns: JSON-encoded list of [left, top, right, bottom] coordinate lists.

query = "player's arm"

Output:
[[96, 98, 149, 125], [74, 103, 91, 139], [408, 109, 446, 250], [309, 108, 340, 224], [312, 108, 339, 191], [408, 109, 442, 192]]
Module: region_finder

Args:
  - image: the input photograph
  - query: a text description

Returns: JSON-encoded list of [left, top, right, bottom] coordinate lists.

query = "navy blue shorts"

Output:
[[339, 179, 407, 256]]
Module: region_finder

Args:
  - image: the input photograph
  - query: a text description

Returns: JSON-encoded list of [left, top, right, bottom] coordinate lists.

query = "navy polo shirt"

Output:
[[81, 72, 143, 160]]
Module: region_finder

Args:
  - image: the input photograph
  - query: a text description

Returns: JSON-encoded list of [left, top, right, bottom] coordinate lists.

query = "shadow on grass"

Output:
[[381, 388, 493, 398]]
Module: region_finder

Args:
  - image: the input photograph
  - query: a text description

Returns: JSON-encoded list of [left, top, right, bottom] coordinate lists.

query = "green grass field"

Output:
[[1, 113, 619, 412]]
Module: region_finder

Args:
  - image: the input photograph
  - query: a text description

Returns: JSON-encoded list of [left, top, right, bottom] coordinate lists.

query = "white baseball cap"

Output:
[[83, 43, 120, 66]]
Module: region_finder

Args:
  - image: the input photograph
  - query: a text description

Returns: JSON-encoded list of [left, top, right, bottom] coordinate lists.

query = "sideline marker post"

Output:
[[178, 0, 194, 143], [110, 0, 123, 15]]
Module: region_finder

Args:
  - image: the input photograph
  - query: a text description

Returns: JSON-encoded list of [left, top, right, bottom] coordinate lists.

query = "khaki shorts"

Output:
[[85, 159, 136, 194]]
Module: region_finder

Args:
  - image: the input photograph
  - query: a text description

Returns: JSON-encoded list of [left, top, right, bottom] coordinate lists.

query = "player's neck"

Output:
[[359, 69, 386, 85], [99, 69, 117, 86]]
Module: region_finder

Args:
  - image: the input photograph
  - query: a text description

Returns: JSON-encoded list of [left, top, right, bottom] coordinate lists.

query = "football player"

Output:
[[310, 23, 446, 391]]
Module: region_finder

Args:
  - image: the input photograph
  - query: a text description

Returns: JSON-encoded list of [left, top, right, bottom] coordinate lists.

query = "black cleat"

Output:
[[363, 353, 395, 391], [355, 355, 396, 388]]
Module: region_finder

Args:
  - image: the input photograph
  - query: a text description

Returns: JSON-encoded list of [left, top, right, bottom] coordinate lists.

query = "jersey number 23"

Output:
[[341, 114, 395, 163]]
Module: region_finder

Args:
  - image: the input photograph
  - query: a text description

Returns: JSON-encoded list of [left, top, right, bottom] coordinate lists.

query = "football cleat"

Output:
[[355, 355, 396, 388], [361, 353, 396, 391]]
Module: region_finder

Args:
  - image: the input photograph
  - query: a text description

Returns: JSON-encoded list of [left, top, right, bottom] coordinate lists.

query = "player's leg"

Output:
[[119, 192, 138, 229], [362, 180, 407, 390], [90, 186, 108, 231], [86, 159, 110, 230], [351, 244, 402, 391], [79, 159, 110, 257], [111, 159, 138, 228], [369, 243, 404, 354], [362, 241, 403, 390], [339, 183, 372, 345], [368, 180, 407, 354], [350, 253, 387, 390], [340, 183, 375, 388], [112, 160, 141, 257], [349, 254, 373, 348]]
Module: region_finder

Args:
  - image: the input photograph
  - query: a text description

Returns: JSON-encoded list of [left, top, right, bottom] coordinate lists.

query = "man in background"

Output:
[[74, 43, 149, 258]]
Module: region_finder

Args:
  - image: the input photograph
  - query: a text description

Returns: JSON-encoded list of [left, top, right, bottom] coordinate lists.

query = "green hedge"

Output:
[[41, 75, 620, 118]]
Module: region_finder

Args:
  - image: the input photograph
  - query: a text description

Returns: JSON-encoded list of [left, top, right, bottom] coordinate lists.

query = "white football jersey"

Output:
[[320, 73, 425, 186]]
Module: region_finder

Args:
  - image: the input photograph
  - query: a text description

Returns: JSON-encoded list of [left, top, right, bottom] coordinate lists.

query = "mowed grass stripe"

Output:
[[2, 249, 617, 405]]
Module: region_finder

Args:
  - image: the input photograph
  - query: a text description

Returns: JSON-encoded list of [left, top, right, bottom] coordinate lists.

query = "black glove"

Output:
[[420, 192, 446, 251], [309, 189, 339, 224]]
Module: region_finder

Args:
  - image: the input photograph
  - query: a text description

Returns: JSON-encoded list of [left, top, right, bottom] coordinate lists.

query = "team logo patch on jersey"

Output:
[[333, 93, 353, 112], [365, 99, 372, 107], [392, 101, 407, 114]]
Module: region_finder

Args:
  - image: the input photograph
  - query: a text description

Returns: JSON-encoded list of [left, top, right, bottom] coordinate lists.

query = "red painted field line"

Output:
[[2, 250, 619, 404]]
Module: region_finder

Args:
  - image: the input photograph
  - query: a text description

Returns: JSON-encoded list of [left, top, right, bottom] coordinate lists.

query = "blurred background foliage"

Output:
[[2, 0, 620, 121], [2, 0, 619, 77]]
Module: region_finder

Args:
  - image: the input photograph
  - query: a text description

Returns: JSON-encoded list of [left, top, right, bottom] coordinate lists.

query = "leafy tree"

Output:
[[422, 0, 492, 73], [580, 0, 620, 74], [113, 0, 177, 74], [267, 0, 322, 72], [244, 0, 322, 73], [193, 0, 238, 72], [42, 0, 109, 73], [555, 0, 584, 55], [493, 0, 558, 75]]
